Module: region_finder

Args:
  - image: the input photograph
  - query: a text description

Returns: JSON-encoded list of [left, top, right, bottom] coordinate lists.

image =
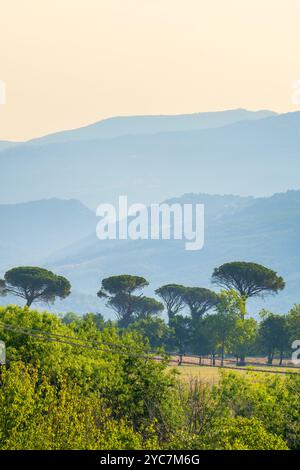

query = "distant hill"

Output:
[[27, 109, 276, 145], [0, 110, 298, 208], [0, 141, 16, 152], [0, 199, 95, 269]]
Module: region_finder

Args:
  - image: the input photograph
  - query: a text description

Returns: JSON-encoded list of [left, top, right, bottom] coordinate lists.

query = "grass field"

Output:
[[170, 365, 225, 383], [170, 364, 300, 383]]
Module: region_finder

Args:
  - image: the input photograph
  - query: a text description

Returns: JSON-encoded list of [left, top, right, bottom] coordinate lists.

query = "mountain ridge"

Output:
[[0, 110, 299, 208], [25, 108, 276, 146]]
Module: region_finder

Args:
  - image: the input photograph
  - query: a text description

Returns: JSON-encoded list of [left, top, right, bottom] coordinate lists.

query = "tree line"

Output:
[[1, 261, 298, 366]]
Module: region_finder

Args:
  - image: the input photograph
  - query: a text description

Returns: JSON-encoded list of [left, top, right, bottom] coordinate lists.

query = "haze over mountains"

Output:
[[0, 108, 299, 316], [0, 199, 95, 267], [2, 108, 298, 208], [26, 109, 276, 145], [0, 141, 15, 152], [1, 108, 275, 148]]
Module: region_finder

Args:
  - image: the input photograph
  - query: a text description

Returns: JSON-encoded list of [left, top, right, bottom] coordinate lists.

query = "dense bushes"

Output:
[[0, 362, 153, 450], [217, 372, 300, 449], [0, 305, 178, 448], [0, 305, 299, 450], [168, 373, 295, 450]]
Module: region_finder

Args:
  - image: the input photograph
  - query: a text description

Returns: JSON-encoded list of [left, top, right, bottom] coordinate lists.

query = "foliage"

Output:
[[259, 310, 290, 364], [98, 275, 148, 297], [0, 305, 180, 445], [215, 371, 300, 449], [211, 417, 288, 450], [196, 291, 239, 362], [0, 306, 299, 450], [288, 304, 300, 343], [183, 287, 219, 321], [228, 317, 257, 363], [212, 261, 285, 308], [0, 267, 71, 307], [128, 317, 172, 350], [97, 275, 152, 327], [168, 374, 293, 450], [0, 258, 297, 451], [0, 362, 151, 450], [155, 284, 186, 322], [131, 296, 164, 320], [168, 315, 191, 354]]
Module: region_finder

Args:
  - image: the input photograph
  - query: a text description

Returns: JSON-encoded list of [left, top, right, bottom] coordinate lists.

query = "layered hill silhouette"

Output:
[[2, 109, 297, 208], [0, 199, 95, 268], [27, 109, 275, 145]]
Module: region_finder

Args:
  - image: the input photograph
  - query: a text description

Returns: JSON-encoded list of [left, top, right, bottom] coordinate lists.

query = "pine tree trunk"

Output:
[[279, 351, 283, 366]]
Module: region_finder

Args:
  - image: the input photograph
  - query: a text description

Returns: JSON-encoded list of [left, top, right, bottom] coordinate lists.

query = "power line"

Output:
[[0, 321, 138, 352], [0, 321, 154, 360]]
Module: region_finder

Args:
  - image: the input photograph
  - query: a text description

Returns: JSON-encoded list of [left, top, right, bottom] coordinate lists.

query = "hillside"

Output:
[[0, 198, 95, 269]]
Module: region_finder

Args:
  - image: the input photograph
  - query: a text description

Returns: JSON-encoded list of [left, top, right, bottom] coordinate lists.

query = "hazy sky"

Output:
[[0, 0, 300, 141]]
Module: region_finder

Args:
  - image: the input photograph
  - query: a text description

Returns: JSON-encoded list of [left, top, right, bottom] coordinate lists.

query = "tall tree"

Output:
[[169, 315, 191, 357], [212, 262, 285, 316], [0, 266, 71, 307], [98, 275, 148, 297], [199, 315, 222, 366], [287, 304, 300, 344], [213, 291, 240, 365], [97, 274, 149, 327], [228, 317, 257, 366], [191, 291, 239, 365], [183, 287, 219, 321], [259, 310, 290, 365], [155, 284, 186, 322]]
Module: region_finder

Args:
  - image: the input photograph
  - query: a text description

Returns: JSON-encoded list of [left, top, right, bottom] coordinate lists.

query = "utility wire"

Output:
[[0, 321, 155, 360], [0, 321, 138, 352]]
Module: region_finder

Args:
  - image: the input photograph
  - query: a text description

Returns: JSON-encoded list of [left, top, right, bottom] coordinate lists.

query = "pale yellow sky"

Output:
[[0, 0, 300, 141]]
